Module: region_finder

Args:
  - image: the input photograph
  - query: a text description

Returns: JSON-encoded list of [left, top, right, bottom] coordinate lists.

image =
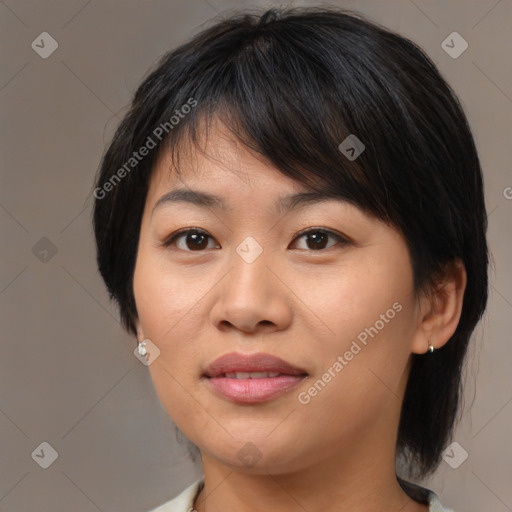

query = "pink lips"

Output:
[[203, 352, 308, 404]]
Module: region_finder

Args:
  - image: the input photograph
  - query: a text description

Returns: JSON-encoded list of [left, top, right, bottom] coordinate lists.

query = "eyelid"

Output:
[[291, 226, 352, 244], [289, 227, 352, 250], [161, 228, 216, 248]]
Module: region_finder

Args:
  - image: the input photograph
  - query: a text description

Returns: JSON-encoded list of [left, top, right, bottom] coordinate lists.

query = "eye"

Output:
[[162, 229, 220, 251], [289, 228, 349, 251], [162, 227, 350, 252]]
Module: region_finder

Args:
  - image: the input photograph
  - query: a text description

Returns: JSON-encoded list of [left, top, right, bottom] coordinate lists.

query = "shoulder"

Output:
[[146, 478, 204, 512]]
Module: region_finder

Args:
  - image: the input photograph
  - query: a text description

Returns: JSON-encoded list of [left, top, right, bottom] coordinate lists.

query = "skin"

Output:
[[133, 122, 466, 512]]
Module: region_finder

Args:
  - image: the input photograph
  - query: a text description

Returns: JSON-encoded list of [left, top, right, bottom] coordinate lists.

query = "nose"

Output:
[[209, 246, 293, 335]]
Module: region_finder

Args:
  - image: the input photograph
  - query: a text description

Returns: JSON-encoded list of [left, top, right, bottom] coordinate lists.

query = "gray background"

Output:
[[1, 0, 511, 511]]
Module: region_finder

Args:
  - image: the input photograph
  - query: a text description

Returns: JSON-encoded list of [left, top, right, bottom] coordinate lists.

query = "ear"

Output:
[[411, 259, 467, 354]]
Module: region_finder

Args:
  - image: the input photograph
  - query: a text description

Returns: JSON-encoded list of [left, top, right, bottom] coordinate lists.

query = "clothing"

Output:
[[147, 478, 455, 512]]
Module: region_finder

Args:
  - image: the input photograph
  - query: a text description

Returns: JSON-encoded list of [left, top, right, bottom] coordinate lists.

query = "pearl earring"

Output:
[[137, 340, 147, 356]]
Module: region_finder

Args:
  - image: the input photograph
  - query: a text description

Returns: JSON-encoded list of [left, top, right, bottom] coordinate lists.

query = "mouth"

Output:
[[203, 352, 308, 403], [215, 371, 290, 379]]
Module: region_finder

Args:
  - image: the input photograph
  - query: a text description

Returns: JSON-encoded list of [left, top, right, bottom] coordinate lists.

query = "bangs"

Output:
[[152, 13, 400, 224]]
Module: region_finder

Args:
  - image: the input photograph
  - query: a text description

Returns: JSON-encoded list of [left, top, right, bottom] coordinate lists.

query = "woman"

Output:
[[93, 7, 488, 512]]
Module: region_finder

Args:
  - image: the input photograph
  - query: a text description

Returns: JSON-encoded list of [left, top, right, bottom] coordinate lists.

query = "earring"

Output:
[[137, 340, 147, 356], [427, 342, 435, 353]]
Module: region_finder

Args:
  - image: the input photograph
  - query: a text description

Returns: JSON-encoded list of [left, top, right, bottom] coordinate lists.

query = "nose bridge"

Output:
[[210, 236, 291, 333], [228, 237, 272, 304]]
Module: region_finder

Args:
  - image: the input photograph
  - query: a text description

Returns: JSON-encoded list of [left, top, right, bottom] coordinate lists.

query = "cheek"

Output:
[[133, 256, 209, 428], [299, 252, 417, 404], [302, 252, 414, 347], [292, 300, 416, 460], [132, 241, 242, 381], [133, 248, 210, 409], [133, 245, 213, 343]]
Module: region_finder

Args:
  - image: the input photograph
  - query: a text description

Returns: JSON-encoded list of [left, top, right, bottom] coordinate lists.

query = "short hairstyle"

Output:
[[93, 7, 488, 480]]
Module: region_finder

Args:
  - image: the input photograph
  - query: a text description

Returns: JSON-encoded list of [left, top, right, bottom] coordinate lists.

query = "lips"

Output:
[[203, 352, 308, 404], [203, 352, 308, 378]]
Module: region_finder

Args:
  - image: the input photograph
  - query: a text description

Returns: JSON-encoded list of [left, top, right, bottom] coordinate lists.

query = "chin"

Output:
[[201, 433, 308, 473]]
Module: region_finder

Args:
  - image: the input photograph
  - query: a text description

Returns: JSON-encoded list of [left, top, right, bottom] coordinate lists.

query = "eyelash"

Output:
[[161, 227, 351, 252]]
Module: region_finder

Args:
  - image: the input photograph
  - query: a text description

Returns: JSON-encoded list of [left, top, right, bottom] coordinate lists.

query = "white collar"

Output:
[[147, 478, 455, 512]]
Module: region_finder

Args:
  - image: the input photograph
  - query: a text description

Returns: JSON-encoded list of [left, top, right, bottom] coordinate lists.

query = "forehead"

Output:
[[146, 124, 316, 204]]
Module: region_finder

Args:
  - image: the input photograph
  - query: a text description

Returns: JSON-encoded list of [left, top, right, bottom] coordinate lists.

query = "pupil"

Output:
[[188, 233, 207, 250], [308, 232, 327, 250]]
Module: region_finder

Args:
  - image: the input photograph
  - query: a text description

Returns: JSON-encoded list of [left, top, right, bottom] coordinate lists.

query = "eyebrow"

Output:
[[152, 188, 343, 215]]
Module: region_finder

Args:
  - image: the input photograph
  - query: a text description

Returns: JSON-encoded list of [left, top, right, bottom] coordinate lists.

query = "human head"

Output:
[[93, 7, 488, 480]]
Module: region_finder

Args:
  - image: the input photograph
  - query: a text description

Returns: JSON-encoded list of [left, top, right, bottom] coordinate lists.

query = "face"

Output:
[[133, 125, 426, 475]]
